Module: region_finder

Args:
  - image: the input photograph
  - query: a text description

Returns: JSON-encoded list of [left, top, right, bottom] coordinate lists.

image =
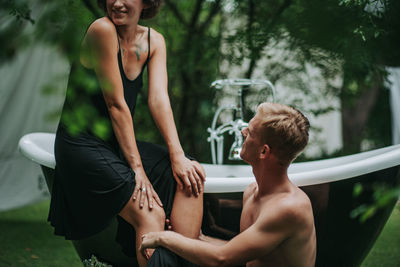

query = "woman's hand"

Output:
[[132, 168, 163, 210], [170, 154, 206, 197]]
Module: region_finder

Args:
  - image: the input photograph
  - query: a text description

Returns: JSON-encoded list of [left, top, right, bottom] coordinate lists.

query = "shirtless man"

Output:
[[140, 102, 316, 267]]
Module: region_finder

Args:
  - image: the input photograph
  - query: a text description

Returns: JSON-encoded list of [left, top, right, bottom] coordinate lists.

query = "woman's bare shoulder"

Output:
[[81, 18, 118, 67], [87, 17, 117, 40], [148, 27, 166, 53]]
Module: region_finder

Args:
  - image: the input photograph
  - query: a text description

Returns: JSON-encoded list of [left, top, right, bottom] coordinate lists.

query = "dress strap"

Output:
[[146, 27, 151, 64]]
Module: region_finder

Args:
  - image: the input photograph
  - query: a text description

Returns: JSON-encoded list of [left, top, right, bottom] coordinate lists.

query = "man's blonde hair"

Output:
[[256, 102, 310, 163]]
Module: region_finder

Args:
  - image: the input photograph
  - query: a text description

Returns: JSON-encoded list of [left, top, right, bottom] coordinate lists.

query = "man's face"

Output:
[[240, 113, 264, 164]]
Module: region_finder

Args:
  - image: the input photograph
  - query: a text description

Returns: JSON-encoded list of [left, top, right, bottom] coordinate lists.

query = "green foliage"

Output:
[[3, 0, 397, 159], [83, 255, 113, 267], [135, 0, 223, 161], [0, 0, 35, 62], [351, 182, 400, 223]]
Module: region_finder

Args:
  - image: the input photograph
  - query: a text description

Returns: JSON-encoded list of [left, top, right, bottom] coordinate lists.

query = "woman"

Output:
[[49, 0, 205, 266]]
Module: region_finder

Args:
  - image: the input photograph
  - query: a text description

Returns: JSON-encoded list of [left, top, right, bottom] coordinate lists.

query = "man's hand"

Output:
[[140, 231, 165, 260]]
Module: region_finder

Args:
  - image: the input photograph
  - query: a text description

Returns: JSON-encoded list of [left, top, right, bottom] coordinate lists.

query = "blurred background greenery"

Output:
[[1, 0, 399, 161], [1, 0, 400, 265]]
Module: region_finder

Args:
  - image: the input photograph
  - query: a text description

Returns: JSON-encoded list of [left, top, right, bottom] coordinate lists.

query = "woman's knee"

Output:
[[120, 201, 166, 229]]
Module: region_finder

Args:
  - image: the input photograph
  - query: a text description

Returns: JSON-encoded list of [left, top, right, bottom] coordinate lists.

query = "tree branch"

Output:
[[245, 0, 293, 78], [198, 0, 222, 34], [266, 0, 292, 31], [189, 0, 204, 28], [164, 0, 187, 26], [245, 0, 255, 78], [81, 0, 102, 18]]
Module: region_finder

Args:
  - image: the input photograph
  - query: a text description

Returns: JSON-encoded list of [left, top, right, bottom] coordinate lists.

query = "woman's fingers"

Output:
[[193, 161, 206, 181], [165, 218, 172, 230], [192, 170, 203, 194], [146, 185, 153, 210], [173, 173, 184, 191], [176, 174, 192, 194], [180, 173, 192, 195], [132, 183, 141, 201], [139, 182, 145, 209], [188, 172, 199, 197], [152, 189, 163, 208]]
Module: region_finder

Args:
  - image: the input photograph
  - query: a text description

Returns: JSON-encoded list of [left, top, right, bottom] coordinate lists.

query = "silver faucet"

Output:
[[207, 79, 275, 165]]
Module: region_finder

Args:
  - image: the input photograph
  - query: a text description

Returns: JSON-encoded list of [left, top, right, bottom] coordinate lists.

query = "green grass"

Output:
[[0, 200, 81, 267], [361, 204, 400, 267], [0, 200, 399, 267]]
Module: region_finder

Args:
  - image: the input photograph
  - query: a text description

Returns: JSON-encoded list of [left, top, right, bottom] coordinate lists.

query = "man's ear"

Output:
[[259, 144, 270, 159]]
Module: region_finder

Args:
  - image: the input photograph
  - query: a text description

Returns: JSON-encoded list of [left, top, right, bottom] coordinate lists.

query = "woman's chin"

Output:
[[110, 16, 127, 25]]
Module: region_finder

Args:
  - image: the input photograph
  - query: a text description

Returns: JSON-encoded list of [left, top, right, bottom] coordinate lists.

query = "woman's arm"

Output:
[[146, 29, 205, 196], [84, 18, 161, 209]]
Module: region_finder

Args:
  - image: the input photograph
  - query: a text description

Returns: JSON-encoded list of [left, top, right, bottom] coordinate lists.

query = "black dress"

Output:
[[48, 27, 177, 257]]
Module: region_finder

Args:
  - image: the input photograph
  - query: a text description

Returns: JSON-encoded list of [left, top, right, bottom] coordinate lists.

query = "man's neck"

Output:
[[252, 160, 292, 197]]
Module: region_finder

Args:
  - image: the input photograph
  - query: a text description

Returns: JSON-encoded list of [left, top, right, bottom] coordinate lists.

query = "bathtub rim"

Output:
[[18, 132, 400, 193]]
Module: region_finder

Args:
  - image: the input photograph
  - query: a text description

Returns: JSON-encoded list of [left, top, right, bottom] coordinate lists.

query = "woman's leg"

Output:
[[170, 186, 204, 238], [119, 195, 165, 267]]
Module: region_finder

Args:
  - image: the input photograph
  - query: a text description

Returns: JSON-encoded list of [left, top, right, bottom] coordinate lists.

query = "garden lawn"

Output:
[[0, 200, 399, 267], [361, 204, 400, 267], [0, 200, 81, 267]]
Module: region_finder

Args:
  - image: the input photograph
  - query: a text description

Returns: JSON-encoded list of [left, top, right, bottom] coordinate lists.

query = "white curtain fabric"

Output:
[[386, 67, 400, 145], [0, 42, 69, 211]]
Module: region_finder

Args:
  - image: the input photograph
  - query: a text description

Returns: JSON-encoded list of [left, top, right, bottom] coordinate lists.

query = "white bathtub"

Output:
[[19, 132, 400, 191], [18, 132, 400, 266]]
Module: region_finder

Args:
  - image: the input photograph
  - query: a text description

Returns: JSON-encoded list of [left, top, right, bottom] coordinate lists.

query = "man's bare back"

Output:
[[240, 182, 316, 267]]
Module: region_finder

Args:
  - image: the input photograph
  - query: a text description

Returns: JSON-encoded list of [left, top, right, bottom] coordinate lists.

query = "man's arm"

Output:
[[199, 231, 228, 246], [141, 205, 298, 267]]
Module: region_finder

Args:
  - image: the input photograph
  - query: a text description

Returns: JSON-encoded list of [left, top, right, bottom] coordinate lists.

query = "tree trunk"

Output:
[[341, 72, 383, 153]]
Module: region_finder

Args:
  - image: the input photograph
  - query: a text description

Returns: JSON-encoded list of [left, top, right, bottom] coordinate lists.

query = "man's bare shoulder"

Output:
[[258, 188, 313, 231], [243, 182, 257, 203]]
